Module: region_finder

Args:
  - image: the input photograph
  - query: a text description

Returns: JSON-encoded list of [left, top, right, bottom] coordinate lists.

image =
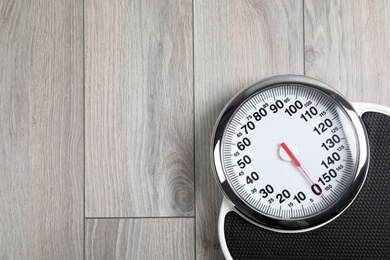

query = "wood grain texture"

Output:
[[305, 0, 390, 104], [85, 218, 194, 260], [194, 0, 303, 258], [85, 0, 194, 217], [0, 0, 83, 259]]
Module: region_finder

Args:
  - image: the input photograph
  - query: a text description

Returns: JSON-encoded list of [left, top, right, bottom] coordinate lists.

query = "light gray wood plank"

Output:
[[85, 0, 194, 217], [304, 0, 390, 104], [0, 0, 83, 259], [194, 0, 303, 258], [85, 218, 194, 260]]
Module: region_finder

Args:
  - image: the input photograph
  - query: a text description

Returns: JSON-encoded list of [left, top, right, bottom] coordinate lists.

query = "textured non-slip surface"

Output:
[[224, 112, 390, 259]]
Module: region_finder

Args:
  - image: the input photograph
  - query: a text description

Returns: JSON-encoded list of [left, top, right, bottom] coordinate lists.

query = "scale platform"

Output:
[[212, 76, 390, 260]]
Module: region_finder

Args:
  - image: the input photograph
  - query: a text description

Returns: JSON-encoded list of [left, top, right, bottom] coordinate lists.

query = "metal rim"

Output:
[[211, 74, 369, 232]]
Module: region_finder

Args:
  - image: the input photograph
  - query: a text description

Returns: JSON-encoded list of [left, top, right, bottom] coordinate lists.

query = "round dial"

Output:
[[212, 75, 369, 232], [224, 85, 356, 218]]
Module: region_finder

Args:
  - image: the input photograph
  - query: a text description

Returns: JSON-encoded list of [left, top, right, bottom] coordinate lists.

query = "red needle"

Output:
[[281, 142, 326, 200]]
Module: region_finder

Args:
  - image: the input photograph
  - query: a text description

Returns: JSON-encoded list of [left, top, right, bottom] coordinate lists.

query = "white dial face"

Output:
[[222, 85, 358, 220]]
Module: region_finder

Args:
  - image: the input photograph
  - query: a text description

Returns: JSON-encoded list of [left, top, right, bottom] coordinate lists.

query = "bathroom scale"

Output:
[[211, 75, 390, 259]]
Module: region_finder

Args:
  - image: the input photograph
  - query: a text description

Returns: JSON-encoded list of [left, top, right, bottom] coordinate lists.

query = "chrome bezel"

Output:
[[211, 74, 369, 232]]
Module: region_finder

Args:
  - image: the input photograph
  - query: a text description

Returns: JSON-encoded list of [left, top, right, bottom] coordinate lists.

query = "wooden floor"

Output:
[[1, 0, 389, 259]]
